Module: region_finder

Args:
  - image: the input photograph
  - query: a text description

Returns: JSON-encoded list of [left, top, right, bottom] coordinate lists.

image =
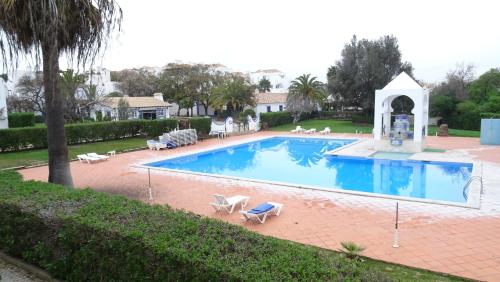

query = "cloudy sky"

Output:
[[101, 0, 500, 83]]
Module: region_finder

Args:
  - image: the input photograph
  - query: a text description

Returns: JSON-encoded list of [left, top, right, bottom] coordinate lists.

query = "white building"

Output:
[[249, 69, 289, 93], [84, 67, 119, 94], [92, 93, 171, 121], [0, 77, 8, 129], [254, 92, 287, 117]]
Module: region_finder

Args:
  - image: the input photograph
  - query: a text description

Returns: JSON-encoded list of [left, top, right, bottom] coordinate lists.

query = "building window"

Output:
[[266, 106, 271, 113], [156, 108, 165, 117], [275, 83, 282, 89], [279, 105, 283, 112]]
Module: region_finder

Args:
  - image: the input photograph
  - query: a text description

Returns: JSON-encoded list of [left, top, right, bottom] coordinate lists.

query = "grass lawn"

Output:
[[271, 119, 373, 133], [0, 137, 147, 169], [270, 119, 480, 137]]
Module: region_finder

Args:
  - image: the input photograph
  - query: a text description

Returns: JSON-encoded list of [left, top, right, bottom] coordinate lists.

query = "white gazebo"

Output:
[[373, 72, 429, 152]]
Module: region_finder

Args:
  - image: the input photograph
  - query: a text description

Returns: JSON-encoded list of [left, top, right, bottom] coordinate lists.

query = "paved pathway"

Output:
[[20, 132, 500, 281]]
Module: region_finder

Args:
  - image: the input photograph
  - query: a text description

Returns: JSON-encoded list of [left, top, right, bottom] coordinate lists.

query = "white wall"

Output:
[[249, 71, 289, 93], [255, 103, 286, 117], [0, 79, 8, 129]]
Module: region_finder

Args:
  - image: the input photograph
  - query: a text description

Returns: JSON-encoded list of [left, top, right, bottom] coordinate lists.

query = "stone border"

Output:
[[0, 251, 60, 282]]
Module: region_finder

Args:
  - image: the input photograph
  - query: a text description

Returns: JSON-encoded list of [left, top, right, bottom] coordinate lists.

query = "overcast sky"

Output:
[[100, 0, 500, 83]]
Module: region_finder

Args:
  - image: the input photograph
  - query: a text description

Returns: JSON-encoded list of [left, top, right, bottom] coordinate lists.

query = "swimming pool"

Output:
[[145, 137, 473, 204]]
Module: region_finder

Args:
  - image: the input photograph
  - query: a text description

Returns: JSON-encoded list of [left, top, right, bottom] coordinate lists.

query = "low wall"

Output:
[[480, 119, 500, 145]]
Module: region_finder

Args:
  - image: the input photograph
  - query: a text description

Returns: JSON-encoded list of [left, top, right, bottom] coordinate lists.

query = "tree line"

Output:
[[7, 69, 107, 122], [111, 63, 257, 117], [430, 64, 500, 130]]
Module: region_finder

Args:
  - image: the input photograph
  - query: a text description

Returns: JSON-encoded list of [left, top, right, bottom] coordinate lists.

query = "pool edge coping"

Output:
[[133, 134, 481, 210]]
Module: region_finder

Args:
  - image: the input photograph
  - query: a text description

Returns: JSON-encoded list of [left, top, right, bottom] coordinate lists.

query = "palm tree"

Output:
[[0, 1, 122, 186], [210, 75, 256, 117], [258, 77, 272, 93], [60, 69, 86, 121], [287, 74, 326, 123]]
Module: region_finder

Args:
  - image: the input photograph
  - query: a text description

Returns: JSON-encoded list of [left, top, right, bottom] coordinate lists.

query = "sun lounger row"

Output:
[[168, 129, 197, 146], [147, 129, 198, 150], [210, 194, 283, 224], [291, 126, 331, 134], [77, 153, 109, 163]]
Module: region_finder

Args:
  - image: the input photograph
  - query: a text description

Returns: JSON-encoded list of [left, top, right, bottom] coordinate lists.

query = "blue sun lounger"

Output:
[[239, 202, 283, 224]]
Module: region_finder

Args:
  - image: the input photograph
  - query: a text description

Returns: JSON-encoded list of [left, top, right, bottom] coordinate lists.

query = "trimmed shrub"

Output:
[[0, 170, 401, 281], [7, 112, 35, 128], [351, 113, 374, 124], [260, 112, 293, 128], [0, 119, 178, 152], [34, 115, 45, 124], [0, 127, 48, 151], [188, 117, 211, 135]]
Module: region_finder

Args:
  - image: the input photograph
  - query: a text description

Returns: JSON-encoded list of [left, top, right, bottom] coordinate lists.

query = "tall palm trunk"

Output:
[[42, 43, 74, 187]]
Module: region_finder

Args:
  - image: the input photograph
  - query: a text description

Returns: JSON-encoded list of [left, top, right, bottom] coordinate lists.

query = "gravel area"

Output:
[[0, 257, 45, 282]]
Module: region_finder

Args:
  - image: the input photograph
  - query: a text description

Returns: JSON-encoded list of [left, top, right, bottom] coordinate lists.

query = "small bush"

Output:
[[8, 112, 35, 128]]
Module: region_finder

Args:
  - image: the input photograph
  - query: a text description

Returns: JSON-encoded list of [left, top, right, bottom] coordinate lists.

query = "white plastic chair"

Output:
[[210, 194, 249, 214]]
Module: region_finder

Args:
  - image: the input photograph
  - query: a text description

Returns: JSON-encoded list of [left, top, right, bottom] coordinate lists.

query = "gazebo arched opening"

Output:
[[373, 72, 429, 153]]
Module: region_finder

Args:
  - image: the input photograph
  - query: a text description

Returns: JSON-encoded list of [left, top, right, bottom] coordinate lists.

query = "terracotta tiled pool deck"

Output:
[[21, 132, 500, 281]]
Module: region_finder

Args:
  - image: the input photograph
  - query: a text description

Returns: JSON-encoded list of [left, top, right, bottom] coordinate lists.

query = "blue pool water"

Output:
[[146, 137, 473, 203]]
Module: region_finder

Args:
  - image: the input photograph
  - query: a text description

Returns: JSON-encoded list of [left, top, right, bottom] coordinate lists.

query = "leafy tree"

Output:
[[158, 63, 225, 116], [0, 0, 122, 186], [444, 63, 475, 101], [258, 77, 272, 93], [158, 63, 196, 116], [430, 95, 457, 122], [115, 68, 158, 96], [286, 74, 326, 123], [468, 68, 500, 104], [328, 35, 413, 115], [197, 67, 226, 115], [210, 74, 256, 117], [14, 73, 45, 115], [117, 98, 129, 120]]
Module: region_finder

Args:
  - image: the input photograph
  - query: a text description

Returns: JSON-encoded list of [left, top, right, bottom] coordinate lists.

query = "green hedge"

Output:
[[260, 112, 293, 128], [7, 112, 35, 128], [0, 170, 396, 281], [0, 119, 178, 152], [351, 113, 374, 124], [187, 117, 211, 135]]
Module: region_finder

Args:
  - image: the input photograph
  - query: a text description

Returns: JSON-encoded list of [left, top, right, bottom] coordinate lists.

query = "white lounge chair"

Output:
[[304, 128, 316, 134], [87, 152, 109, 160], [240, 202, 283, 224], [147, 140, 158, 150], [291, 126, 304, 133], [77, 154, 101, 164], [319, 127, 331, 134], [210, 194, 249, 214]]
